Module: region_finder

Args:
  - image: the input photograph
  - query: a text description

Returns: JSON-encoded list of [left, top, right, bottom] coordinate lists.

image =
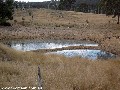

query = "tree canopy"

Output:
[[0, 0, 14, 26], [58, 0, 76, 10], [100, 0, 119, 15], [100, 0, 120, 24]]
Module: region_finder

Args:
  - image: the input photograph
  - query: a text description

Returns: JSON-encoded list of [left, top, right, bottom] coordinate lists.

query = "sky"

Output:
[[15, 0, 51, 2]]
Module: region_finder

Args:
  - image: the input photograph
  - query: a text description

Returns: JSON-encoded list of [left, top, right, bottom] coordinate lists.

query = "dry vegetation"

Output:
[[0, 8, 120, 90], [0, 43, 120, 90], [0, 8, 120, 54]]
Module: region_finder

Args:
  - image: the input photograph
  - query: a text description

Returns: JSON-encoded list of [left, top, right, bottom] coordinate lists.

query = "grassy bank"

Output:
[[1, 43, 120, 90]]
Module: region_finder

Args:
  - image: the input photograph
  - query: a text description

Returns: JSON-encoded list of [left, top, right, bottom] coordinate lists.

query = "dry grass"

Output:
[[101, 38, 120, 55], [1, 9, 120, 42], [0, 43, 39, 88], [0, 8, 120, 89], [4, 9, 120, 46], [42, 57, 120, 90], [1, 43, 120, 90], [12, 9, 119, 29], [0, 61, 37, 88]]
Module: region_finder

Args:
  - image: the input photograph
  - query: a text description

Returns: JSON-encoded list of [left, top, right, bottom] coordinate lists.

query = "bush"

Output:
[[0, 22, 11, 26], [0, 0, 14, 26], [0, 19, 11, 26]]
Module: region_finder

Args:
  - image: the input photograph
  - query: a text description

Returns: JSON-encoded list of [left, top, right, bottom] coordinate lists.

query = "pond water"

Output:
[[2, 40, 116, 60], [3, 40, 98, 51], [47, 50, 116, 60]]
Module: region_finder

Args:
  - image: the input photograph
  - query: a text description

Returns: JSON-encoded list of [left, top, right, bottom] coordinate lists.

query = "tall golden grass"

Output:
[[0, 43, 39, 88], [0, 43, 120, 90]]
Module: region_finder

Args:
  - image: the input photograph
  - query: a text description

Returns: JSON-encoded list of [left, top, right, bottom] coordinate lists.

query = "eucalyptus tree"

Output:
[[100, 0, 120, 24], [59, 0, 76, 10], [0, 0, 14, 26]]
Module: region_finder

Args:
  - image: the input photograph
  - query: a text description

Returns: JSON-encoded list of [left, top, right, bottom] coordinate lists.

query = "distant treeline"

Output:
[[14, 1, 51, 9], [14, 0, 106, 14], [59, 0, 103, 13]]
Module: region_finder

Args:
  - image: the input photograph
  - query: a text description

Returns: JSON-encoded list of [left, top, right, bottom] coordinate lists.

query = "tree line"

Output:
[[100, 0, 120, 24], [59, 0, 120, 24], [0, 0, 120, 26]]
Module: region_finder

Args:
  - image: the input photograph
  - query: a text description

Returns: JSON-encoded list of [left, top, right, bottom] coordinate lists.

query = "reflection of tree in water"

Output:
[[97, 51, 116, 60], [21, 43, 25, 51]]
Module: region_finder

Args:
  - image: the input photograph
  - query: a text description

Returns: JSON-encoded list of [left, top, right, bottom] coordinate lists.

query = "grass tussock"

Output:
[[1, 43, 120, 90], [0, 43, 41, 88], [42, 56, 120, 90], [0, 61, 37, 87]]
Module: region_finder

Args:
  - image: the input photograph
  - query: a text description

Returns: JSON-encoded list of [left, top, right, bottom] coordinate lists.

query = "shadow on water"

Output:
[[1, 39, 117, 60]]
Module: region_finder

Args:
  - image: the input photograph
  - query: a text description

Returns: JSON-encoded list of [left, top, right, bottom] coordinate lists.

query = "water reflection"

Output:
[[3, 40, 98, 51], [47, 50, 116, 60], [1, 40, 116, 60]]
